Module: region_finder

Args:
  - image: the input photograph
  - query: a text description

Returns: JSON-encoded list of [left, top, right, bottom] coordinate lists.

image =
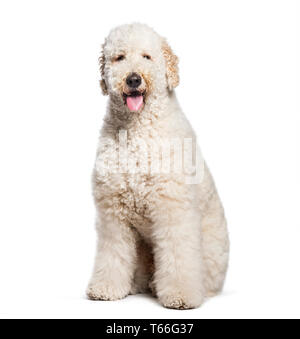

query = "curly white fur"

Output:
[[87, 23, 229, 309]]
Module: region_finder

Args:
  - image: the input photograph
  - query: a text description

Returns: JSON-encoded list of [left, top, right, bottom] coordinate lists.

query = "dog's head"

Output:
[[100, 23, 179, 113]]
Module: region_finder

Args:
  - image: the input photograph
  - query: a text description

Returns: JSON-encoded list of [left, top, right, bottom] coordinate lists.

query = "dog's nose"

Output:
[[126, 73, 142, 89]]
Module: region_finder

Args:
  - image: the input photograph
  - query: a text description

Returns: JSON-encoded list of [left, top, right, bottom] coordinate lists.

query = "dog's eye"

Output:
[[143, 54, 152, 60], [115, 55, 125, 62]]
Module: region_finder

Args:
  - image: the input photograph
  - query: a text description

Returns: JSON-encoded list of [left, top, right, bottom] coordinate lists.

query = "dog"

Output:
[[87, 23, 229, 309]]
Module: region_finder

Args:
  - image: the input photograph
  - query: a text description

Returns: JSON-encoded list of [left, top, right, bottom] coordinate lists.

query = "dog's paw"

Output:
[[86, 281, 129, 301], [159, 292, 204, 310]]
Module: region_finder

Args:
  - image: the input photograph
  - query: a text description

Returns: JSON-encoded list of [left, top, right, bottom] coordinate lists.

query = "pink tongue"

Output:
[[126, 95, 144, 112]]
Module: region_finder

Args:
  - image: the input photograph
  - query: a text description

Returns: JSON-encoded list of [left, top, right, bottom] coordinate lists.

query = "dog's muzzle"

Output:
[[123, 73, 145, 112]]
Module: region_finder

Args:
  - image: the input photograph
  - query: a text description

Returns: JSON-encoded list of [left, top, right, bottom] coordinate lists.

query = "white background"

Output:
[[0, 0, 299, 319]]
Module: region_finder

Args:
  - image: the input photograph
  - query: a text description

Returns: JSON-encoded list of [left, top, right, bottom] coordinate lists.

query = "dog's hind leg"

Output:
[[130, 238, 154, 295], [202, 192, 230, 297]]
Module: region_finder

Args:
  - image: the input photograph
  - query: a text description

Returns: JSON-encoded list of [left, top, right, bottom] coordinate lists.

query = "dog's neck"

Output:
[[103, 91, 179, 138]]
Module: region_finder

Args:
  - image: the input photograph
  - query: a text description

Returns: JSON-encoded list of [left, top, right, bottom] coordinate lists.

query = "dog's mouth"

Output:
[[123, 91, 146, 112]]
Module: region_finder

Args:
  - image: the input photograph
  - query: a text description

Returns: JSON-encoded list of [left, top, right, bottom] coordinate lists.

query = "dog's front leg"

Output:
[[152, 206, 205, 310], [87, 214, 137, 301]]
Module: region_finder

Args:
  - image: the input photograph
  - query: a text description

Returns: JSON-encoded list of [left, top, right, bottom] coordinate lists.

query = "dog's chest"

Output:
[[114, 173, 154, 239], [95, 132, 172, 235]]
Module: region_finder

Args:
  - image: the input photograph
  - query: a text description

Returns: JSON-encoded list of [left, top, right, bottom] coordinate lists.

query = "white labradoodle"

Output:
[[87, 23, 229, 309]]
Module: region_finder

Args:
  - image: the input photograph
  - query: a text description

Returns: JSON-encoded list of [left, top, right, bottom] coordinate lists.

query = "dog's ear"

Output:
[[99, 44, 108, 96], [162, 39, 179, 91]]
